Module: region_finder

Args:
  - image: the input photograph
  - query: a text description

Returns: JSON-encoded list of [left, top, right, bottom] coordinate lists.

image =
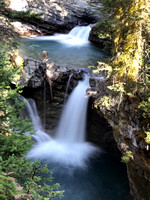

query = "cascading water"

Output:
[[43, 79, 46, 130], [19, 26, 130, 200], [27, 74, 99, 168], [64, 73, 73, 103], [33, 25, 91, 46], [56, 74, 89, 143], [24, 88, 130, 200], [19, 25, 109, 67], [21, 97, 51, 143]]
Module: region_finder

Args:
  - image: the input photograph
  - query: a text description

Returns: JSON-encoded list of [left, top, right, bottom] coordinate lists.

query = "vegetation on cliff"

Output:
[[3, 9, 43, 21], [93, 0, 150, 145]]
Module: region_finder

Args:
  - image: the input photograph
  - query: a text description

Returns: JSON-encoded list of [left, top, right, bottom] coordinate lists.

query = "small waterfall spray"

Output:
[[64, 73, 73, 103], [27, 74, 99, 168], [20, 97, 51, 143], [43, 79, 46, 130], [56, 74, 89, 143], [34, 25, 91, 46]]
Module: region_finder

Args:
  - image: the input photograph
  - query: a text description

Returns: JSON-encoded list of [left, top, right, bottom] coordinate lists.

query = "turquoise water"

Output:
[[19, 38, 109, 68]]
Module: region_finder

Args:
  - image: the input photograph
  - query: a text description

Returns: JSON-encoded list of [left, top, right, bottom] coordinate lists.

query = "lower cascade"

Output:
[[26, 74, 99, 168]]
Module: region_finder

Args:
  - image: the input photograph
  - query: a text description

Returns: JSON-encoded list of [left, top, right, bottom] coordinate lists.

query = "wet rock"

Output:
[[89, 75, 150, 199], [87, 99, 120, 155], [0, 17, 20, 44]]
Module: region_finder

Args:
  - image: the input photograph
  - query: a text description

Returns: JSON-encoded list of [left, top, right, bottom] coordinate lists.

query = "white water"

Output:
[[56, 74, 89, 143], [27, 75, 99, 168], [33, 25, 91, 46], [23, 98, 51, 143], [64, 73, 73, 103]]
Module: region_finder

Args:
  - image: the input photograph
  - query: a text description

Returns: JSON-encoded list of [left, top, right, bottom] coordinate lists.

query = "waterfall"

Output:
[[64, 73, 73, 103], [20, 97, 51, 143], [33, 25, 91, 46], [43, 79, 46, 130], [56, 74, 89, 143], [27, 75, 99, 168], [68, 26, 91, 42]]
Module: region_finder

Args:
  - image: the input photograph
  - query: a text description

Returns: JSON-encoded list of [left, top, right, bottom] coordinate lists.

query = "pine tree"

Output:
[[0, 45, 63, 199]]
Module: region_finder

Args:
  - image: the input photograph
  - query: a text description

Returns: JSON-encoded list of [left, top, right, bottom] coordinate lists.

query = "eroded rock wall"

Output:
[[5, 0, 103, 35], [90, 76, 150, 200]]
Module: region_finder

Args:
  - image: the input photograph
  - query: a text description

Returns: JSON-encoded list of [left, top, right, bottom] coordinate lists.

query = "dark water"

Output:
[[19, 38, 109, 68], [46, 152, 130, 200]]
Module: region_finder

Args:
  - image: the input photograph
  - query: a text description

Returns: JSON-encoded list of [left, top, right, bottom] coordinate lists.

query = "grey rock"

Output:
[[7, 0, 104, 35]]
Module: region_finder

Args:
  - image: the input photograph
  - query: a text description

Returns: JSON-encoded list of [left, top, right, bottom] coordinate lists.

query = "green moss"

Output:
[[98, 95, 114, 110], [138, 132, 146, 139], [94, 18, 114, 40], [121, 151, 133, 163], [92, 61, 112, 78], [145, 132, 150, 144], [114, 125, 119, 137], [138, 101, 150, 119], [4, 9, 43, 21]]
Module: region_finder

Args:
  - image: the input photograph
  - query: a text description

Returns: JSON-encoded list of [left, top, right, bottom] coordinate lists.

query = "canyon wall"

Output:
[[19, 56, 150, 199], [5, 0, 103, 35]]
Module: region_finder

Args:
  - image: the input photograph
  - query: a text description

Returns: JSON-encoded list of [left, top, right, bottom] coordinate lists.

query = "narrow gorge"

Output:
[[0, 0, 149, 200]]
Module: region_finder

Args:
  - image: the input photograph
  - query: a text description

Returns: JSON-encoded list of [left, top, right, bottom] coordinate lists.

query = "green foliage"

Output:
[[100, 0, 134, 14], [95, 18, 115, 40], [94, 95, 115, 111], [138, 101, 150, 119], [0, 0, 5, 7], [98, 0, 149, 84], [92, 18, 114, 51], [144, 132, 150, 144], [94, 0, 150, 116], [121, 151, 133, 163], [107, 83, 125, 93], [5, 9, 43, 21], [0, 45, 63, 199], [92, 61, 112, 78]]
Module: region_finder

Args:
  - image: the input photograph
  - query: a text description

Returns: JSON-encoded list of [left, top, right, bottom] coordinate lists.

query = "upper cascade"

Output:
[[33, 25, 92, 46]]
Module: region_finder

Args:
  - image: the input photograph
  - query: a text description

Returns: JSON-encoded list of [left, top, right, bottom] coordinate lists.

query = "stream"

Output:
[[19, 26, 110, 68], [21, 25, 130, 200]]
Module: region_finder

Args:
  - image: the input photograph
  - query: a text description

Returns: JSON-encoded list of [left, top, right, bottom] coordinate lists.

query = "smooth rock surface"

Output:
[[6, 0, 104, 35]]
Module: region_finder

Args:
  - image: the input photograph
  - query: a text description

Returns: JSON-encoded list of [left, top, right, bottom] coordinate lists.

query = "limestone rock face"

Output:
[[21, 57, 84, 88], [9, 0, 28, 11], [7, 0, 104, 35], [19, 57, 46, 87], [89, 76, 150, 200]]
